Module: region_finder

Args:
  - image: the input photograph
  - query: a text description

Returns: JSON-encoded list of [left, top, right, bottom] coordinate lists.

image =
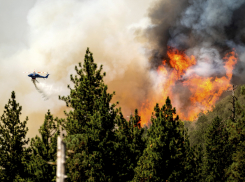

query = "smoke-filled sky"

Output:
[[1, 0, 245, 138], [142, 0, 245, 78], [138, 0, 245, 118], [0, 0, 155, 138]]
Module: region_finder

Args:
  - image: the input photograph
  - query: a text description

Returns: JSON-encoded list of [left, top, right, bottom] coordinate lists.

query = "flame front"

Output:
[[139, 48, 237, 126]]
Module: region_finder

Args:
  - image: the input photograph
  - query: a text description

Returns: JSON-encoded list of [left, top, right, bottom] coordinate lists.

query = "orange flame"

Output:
[[139, 48, 237, 126], [168, 49, 196, 78]]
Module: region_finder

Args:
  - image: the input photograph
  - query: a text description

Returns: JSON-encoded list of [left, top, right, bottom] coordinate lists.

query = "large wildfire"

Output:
[[134, 0, 245, 127], [139, 47, 238, 126]]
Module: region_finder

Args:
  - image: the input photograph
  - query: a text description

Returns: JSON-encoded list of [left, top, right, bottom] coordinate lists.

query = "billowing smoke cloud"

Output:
[[143, 0, 245, 79], [133, 0, 245, 121], [2, 0, 245, 137], [0, 0, 154, 138]]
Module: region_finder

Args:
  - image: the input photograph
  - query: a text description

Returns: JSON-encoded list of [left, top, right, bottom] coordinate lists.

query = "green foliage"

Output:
[[113, 109, 146, 181], [182, 85, 245, 181], [3, 52, 245, 181], [193, 144, 204, 181], [64, 110, 117, 181], [226, 116, 245, 181], [188, 113, 208, 148], [225, 88, 245, 181], [181, 127, 204, 181], [59, 47, 114, 135], [60, 48, 119, 181], [186, 85, 244, 148], [2, 47, 245, 182], [0, 91, 30, 181], [27, 110, 59, 182], [203, 116, 232, 181], [240, 85, 245, 95], [133, 97, 186, 181]]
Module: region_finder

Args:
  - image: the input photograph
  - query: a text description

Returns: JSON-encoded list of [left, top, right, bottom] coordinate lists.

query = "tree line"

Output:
[[0, 48, 244, 181]]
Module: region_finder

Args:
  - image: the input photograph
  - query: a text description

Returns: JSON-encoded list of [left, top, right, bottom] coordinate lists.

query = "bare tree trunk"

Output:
[[56, 136, 66, 182]]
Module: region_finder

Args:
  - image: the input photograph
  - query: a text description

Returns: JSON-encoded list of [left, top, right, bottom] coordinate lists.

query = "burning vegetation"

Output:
[[136, 0, 245, 127], [2, 0, 245, 181], [139, 47, 238, 126]]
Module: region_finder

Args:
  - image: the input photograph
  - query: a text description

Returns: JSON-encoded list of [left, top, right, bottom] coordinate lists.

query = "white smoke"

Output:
[[0, 0, 154, 138], [184, 47, 226, 78]]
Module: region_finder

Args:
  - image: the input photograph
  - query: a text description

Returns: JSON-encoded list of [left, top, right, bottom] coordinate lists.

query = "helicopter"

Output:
[[23, 70, 49, 83]]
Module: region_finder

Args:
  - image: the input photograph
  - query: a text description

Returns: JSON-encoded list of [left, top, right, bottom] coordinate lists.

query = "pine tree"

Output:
[[0, 91, 30, 181], [133, 97, 186, 181], [194, 144, 204, 181], [59, 48, 119, 181], [183, 141, 204, 181], [113, 109, 146, 181], [59, 47, 115, 135], [226, 115, 245, 181], [171, 120, 205, 182], [203, 116, 232, 181], [189, 113, 208, 148], [225, 87, 245, 181], [182, 135, 195, 181], [27, 110, 59, 182], [181, 127, 194, 181]]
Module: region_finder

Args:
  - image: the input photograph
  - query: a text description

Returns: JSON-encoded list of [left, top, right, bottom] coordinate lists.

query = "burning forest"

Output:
[[2, 0, 245, 181], [137, 0, 245, 126], [139, 47, 237, 126]]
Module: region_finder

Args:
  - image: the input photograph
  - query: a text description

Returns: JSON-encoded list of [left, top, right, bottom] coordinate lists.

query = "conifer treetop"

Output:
[[59, 47, 114, 108], [58, 47, 118, 134], [0, 91, 29, 181], [28, 109, 59, 182], [133, 96, 185, 181]]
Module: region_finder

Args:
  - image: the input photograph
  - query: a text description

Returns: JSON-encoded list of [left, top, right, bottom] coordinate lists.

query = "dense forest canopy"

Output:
[[0, 48, 245, 181]]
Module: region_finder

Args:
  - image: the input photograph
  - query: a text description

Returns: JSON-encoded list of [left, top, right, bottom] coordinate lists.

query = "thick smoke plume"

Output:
[[135, 0, 245, 122], [1, 0, 245, 137], [0, 0, 153, 138], [142, 0, 245, 79]]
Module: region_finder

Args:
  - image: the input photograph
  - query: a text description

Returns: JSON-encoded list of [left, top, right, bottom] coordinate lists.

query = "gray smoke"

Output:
[[138, 0, 189, 69], [2, 0, 245, 136], [0, 0, 154, 138], [131, 0, 245, 121], [141, 0, 245, 82]]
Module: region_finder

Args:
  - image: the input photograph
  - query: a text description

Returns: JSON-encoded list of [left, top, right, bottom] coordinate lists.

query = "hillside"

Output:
[[184, 84, 245, 147]]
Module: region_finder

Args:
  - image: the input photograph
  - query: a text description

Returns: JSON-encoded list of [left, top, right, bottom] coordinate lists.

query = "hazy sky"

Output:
[[1, 0, 244, 138], [0, 0, 35, 53], [0, 0, 155, 138]]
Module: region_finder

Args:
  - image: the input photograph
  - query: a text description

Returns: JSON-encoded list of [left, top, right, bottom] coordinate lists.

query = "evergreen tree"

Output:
[[0, 91, 30, 181], [113, 109, 146, 181], [194, 144, 204, 181], [183, 142, 204, 181], [181, 127, 195, 182], [226, 115, 245, 181], [59, 48, 119, 181], [133, 97, 186, 181], [175, 121, 204, 181], [189, 113, 208, 147], [203, 116, 232, 181], [59, 47, 114, 135], [225, 87, 245, 181], [27, 110, 59, 182], [182, 134, 195, 181]]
